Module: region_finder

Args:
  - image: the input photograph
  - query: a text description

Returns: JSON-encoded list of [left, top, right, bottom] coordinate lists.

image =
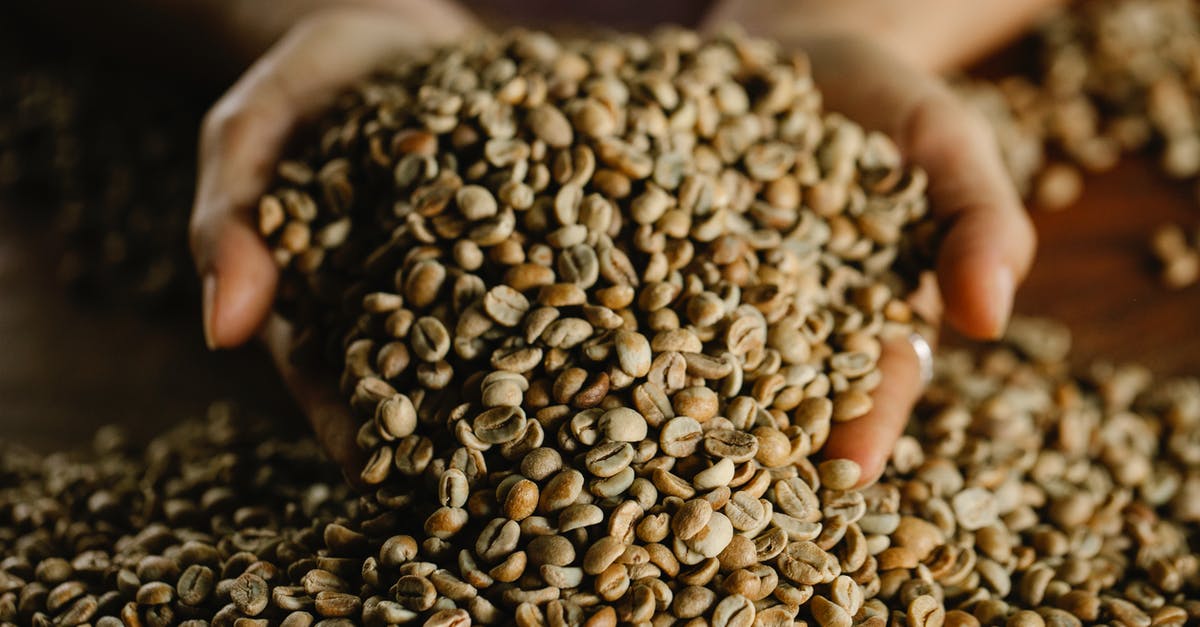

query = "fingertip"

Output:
[[822, 422, 893, 489], [939, 250, 1014, 340], [857, 453, 888, 489], [208, 223, 279, 348]]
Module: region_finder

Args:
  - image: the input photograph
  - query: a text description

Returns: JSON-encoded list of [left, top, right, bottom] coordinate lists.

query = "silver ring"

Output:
[[909, 332, 934, 387]]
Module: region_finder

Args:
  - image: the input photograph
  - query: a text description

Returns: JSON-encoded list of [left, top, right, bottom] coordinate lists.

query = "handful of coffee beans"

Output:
[[258, 27, 933, 625]]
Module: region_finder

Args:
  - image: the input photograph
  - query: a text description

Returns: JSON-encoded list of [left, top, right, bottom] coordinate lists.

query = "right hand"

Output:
[[189, 4, 480, 475]]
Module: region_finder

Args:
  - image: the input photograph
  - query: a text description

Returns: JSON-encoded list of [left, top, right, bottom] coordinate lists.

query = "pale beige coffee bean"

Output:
[[584, 440, 634, 478], [672, 386, 719, 421], [520, 447, 563, 481], [1162, 251, 1199, 289], [672, 585, 716, 619], [682, 512, 733, 559], [411, 317, 451, 362], [527, 535, 575, 567], [694, 457, 736, 490], [811, 594, 852, 627], [671, 499, 713, 541], [704, 429, 759, 462], [907, 595, 945, 627], [832, 390, 873, 422], [724, 492, 769, 531], [558, 244, 600, 288], [473, 406, 528, 444], [613, 331, 652, 378], [951, 487, 998, 530], [456, 185, 498, 221], [582, 536, 625, 575], [1033, 162, 1082, 211], [892, 516, 944, 561], [598, 407, 648, 442], [374, 394, 417, 440], [438, 468, 470, 508], [539, 469, 584, 513], [711, 594, 756, 627], [819, 459, 862, 491], [777, 541, 840, 586], [559, 503, 604, 532], [484, 285, 531, 326], [529, 104, 573, 148]]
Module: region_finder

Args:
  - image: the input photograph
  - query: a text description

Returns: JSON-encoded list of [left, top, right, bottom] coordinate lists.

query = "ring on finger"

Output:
[[909, 331, 934, 387]]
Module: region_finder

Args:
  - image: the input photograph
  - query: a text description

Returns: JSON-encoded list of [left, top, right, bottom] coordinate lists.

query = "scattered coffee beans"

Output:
[[2, 318, 1197, 625]]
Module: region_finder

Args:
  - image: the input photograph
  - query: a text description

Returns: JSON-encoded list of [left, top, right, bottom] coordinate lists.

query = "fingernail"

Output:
[[202, 273, 218, 350], [987, 266, 1014, 339]]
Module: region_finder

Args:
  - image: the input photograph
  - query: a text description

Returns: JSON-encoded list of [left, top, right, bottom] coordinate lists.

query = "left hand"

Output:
[[189, 5, 482, 475]]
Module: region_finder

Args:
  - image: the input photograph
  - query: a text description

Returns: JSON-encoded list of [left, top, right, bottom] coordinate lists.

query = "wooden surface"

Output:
[[1015, 159, 1200, 376]]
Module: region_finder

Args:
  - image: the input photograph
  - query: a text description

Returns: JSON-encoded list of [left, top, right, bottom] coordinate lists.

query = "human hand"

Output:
[[189, 5, 480, 474], [794, 33, 1037, 485]]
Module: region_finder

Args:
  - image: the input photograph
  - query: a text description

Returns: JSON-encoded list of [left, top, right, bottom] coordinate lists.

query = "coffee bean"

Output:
[[598, 407, 647, 442], [704, 429, 759, 462], [778, 541, 840, 586], [671, 499, 712, 541], [229, 573, 269, 616], [176, 565, 215, 606], [135, 582, 174, 606], [613, 331, 652, 378], [818, 459, 862, 491]]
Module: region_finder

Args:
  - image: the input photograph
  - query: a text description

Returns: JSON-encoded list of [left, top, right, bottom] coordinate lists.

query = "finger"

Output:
[[908, 271, 944, 328], [822, 335, 924, 487], [261, 314, 365, 483], [799, 34, 1036, 340], [191, 7, 480, 349]]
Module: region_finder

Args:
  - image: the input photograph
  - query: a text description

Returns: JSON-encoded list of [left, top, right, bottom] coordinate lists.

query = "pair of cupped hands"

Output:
[[189, 0, 1036, 487]]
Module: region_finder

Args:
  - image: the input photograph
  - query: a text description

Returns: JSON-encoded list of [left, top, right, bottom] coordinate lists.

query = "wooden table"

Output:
[[1015, 158, 1200, 377]]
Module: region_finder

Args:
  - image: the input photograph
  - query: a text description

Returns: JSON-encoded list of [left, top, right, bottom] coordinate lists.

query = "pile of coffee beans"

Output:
[[2, 317, 1197, 626], [957, 0, 1200, 288], [254, 26, 939, 625]]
